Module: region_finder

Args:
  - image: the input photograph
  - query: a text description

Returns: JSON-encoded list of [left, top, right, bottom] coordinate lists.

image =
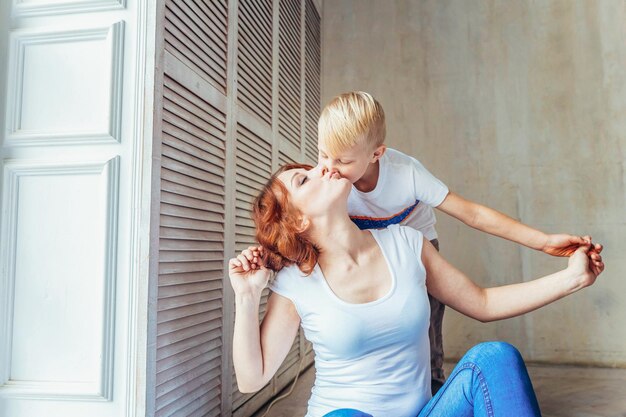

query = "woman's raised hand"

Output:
[[228, 246, 271, 296], [566, 243, 605, 290]]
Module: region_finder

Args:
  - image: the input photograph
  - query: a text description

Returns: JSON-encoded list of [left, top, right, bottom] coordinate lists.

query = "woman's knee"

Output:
[[464, 341, 525, 368]]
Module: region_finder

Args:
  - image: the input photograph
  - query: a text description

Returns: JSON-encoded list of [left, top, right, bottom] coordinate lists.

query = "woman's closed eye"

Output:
[[300, 175, 308, 186]]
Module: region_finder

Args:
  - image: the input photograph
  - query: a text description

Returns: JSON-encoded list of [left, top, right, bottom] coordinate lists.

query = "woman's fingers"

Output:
[[237, 254, 251, 271], [245, 246, 264, 266], [589, 249, 604, 276], [228, 257, 242, 270], [229, 246, 266, 274], [592, 261, 604, 277], [590, 252, 601, 261], [593, 243, 603, 254]]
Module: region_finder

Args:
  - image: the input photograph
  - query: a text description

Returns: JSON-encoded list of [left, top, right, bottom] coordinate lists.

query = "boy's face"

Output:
[[317, 141, 375, 184]]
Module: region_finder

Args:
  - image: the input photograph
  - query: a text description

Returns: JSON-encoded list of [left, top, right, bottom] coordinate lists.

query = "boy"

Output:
[[316, 91, 601, 394]]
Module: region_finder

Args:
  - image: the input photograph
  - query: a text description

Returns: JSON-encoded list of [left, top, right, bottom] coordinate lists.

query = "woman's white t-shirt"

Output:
[[269, 225, 432, 417]]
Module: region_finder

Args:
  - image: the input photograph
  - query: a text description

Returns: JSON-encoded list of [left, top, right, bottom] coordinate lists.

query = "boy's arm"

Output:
[[436, 191, 601, 257]]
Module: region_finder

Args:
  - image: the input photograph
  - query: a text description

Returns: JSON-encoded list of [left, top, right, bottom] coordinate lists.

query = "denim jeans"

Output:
[[322, 342, 542, 417]]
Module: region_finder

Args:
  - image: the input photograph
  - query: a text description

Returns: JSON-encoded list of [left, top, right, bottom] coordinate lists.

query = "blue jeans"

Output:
[[323, 342, 542, 417]]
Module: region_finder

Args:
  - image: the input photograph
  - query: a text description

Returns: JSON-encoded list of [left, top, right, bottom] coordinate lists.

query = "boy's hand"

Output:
[[542, 234, 603, 257]]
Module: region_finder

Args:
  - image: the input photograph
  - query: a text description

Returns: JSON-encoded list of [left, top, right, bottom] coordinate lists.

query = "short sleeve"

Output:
[[268, 267, 298, 304], [409, 156, 449, 207], [396, 225, 427, 276]]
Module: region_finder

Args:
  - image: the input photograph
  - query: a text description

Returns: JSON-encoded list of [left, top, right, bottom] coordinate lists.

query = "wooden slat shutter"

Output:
[[278, 0, 303, 151], [237, 0, 273, 126], [278, 150, 295, 167], [230, 122, 274, 412], [157, 71, 227, 417], [164, 0, 228, 94], [304, 0, 321, 166], [150, 0, 321, 415], [154, 0, 230, 416]]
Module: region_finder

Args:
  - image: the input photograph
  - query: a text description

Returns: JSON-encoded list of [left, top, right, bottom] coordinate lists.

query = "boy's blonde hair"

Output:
[[318, 91, 386, 157]]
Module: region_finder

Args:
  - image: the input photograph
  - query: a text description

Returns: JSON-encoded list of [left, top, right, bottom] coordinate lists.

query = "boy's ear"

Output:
[[370, 145, 387, 163]]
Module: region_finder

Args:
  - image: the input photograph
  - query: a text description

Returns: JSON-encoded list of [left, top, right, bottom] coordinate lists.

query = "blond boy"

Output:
[[316, 91, 600, 394]]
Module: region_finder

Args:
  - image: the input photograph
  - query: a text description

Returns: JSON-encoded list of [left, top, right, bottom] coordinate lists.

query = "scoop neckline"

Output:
[[314, 229, 396, 307]]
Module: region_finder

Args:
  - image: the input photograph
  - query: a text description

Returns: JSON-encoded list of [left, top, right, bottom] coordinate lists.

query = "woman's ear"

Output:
[[370, 145, 387, 163], [296, 217, 310, 234]]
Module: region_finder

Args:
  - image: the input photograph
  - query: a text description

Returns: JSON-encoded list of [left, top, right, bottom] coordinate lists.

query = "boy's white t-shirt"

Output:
[[348, 148, 449, 240], [269, 225, 432, 417]]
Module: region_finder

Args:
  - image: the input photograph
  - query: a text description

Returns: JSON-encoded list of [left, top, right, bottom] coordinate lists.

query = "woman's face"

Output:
[[277, 165, 351, 219]]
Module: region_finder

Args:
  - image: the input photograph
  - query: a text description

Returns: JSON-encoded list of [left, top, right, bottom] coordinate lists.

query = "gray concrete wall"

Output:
[[321, 0, 626, 366]]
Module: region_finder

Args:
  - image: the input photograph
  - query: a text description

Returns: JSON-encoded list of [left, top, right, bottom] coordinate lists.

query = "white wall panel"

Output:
[[0, 0, 155, 414], [5, 22, 124, 146], [12, 0, 125, 18], [0, 157, 119, 400]]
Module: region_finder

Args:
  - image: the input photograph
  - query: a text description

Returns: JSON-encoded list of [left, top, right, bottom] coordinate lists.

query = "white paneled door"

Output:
[[0, 1, 153, 416]]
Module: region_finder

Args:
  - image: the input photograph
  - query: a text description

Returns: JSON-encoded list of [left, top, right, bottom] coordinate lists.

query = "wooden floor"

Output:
[[253, 362, 626, 417]]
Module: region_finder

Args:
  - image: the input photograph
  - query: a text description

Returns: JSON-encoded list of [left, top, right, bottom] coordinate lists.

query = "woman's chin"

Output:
[[338, 180, 352, 196]]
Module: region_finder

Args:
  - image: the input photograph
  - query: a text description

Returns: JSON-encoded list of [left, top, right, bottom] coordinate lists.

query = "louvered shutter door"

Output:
[[230, 0, 275, 413], [150, 0, 320, 415], [157, 70, 227, 417], [278, 0, 302, 151], [304, 0, 321, 166], [237, 0, 273, 126], [230, 122, 276, 413], [156, 0, 229, 416], [164, 0, 228, 94]]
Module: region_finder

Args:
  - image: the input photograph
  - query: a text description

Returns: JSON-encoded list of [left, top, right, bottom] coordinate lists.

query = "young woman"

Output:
[[229, 164, 604, 417]]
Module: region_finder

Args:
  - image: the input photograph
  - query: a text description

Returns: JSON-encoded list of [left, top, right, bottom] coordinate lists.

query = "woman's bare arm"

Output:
[[230, 247, 301, 393], [420, 238, 604, 322]]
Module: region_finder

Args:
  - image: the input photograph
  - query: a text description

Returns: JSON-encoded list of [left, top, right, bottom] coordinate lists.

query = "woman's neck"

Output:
[[308, 215, 371, 265]]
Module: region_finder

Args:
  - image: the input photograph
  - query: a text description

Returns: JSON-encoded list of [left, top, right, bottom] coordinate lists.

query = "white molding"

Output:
[[5, 21, 125, 147], [12, 0, 126, 18], [0, 157, 119, 401], [125, 0, 155, 415], [0, 380, 111, 401]]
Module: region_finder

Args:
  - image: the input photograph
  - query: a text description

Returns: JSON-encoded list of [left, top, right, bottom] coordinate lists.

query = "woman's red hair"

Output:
[[252, 163, 320, 275]]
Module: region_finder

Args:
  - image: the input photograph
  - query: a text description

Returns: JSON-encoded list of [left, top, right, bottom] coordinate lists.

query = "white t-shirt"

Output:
[[348, 148, 449, 240], [269, 225, 432, 417]]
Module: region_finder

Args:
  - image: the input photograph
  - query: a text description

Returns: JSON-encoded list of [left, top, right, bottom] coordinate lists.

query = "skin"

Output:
[[229, 166, 605, 393], [317, 140, 603, 258]]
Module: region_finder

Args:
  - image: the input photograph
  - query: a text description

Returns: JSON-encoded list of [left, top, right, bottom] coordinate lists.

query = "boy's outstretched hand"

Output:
[[542, 234, 603, 257]]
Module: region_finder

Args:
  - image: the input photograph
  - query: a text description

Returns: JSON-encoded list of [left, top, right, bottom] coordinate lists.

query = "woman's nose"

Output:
[[318, 165, 328, 176]]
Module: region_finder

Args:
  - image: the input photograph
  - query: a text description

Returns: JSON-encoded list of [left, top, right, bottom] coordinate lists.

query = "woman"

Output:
[[229, 163, 604, 417]]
